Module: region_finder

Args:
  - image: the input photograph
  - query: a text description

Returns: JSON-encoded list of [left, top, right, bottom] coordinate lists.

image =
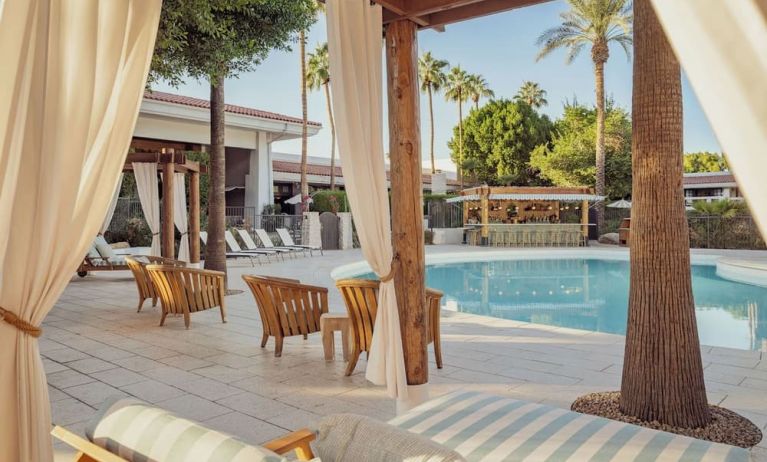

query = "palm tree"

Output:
[[467, 74, 494, 111], [515, 81, 548, 109], [536, 0, 632, 232], [444, 66, 471, 188], [306, 43, 337, 189], [620, 0, 710, 428], [299, 2, 323, 212], [418, 52, 449, 174]]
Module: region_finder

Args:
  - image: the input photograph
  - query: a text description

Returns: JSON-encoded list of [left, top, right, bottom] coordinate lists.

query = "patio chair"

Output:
[[224, 229, 279, 262], [125, 256, 185, 313], [77, 235, 130, 277], [254, 228, 308, 257], [146, 264, 226, 329], [200, 231, 260, 266], [276, 227, 323, 255], [235, 228, 294, 259], [335, 278, 443, 376], [242, 275, 328, 357], [52, 396, 316, 462]]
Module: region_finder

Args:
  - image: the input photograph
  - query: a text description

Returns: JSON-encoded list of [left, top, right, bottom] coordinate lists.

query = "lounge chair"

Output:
[[146, 264, 226, 329], [76, 235, 129, 277], [254, 228, 308, 257], [277, 227, 323, 255], [242, 275, 328, 357], [234, 228, 295, 259], [125, 256, 185, 312], [199, 231, 260, 266], [224, 229, 280, 262], [336, 278, 443, 375]]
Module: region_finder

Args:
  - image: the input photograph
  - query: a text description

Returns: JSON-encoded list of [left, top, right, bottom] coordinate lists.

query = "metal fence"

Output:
[[426, 200, 463, 229], [688, 215, 765, 250]]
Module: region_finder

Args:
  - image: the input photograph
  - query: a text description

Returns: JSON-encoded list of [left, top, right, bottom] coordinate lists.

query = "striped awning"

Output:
[[488, 193, 605, 202], [446, 194, 481, 203]]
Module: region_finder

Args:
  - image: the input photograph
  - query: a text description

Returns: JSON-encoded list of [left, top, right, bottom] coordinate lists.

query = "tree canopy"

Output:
[[448, 99, 553, 185], [683, 151, 729, 173], [150, 0, 317, 84], [530, 102, 632, 199]]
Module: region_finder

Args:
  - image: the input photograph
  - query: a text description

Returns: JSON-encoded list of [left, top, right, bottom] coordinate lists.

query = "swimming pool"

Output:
[[348, 256, 767, 351]]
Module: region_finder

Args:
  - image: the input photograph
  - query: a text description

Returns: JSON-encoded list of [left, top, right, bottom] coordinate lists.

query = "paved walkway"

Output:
[[48, 245, 767, 459]]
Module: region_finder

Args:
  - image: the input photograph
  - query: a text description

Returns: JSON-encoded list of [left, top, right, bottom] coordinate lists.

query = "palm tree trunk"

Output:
[[299, 29, 309, 211], [458, 92, 463, 189], [594, 59, 606, 234], [324, 82, 337, 190], [428, 85, 436, 174], [620, 0, 710, 428], [206, 77, 227, 277], [474, 99, 479, 111]]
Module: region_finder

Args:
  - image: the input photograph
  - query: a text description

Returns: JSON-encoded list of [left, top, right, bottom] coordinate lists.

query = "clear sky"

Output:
[[152, 0, 721, 172]]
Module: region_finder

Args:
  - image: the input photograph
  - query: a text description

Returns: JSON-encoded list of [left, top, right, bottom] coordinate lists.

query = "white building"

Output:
[[682, 171, 742, 204], [132, 91, 321, 212]]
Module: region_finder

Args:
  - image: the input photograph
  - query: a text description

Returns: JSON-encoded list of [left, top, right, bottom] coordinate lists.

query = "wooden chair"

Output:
[[146, 265, 226, 329], [125, 256, 186, 313], [335, 279, 443, 376], [242, 275, 329, 357]]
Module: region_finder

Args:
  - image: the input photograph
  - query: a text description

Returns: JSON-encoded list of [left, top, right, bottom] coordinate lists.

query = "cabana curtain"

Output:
[[326, 0, 411, 406], [174, 172, 190, 262], [100, 173, 125, 234], [134, 163, 161, 256], [0, 1, 161, 460], [650, 0, 767, 238]]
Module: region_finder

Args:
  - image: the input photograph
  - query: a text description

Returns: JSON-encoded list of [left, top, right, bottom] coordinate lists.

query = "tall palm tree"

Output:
[[515, 81, 548, 109], [467, 74, 494, 111], [418, 52, 449, 174], [620, 0, 710, 428], [444, 66, 471, 188], [536, 0, 632, 232], [299, 2, 323, 212], [306, 43, 337, 189]]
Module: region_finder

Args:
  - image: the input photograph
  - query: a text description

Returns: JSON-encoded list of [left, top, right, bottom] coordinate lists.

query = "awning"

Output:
[[489, 193, 606, 202], [446, 194, 481, 203]]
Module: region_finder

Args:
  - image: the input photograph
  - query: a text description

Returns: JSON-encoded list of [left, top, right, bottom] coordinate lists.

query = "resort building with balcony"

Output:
[[683, 171, 742, 204]]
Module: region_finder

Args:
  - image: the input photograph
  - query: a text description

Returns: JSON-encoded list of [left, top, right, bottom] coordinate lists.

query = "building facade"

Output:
[[682, 172, 742, 204]]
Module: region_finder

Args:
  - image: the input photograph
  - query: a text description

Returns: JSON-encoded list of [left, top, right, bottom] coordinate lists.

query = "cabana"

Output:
[[447, 186, 604, 246]]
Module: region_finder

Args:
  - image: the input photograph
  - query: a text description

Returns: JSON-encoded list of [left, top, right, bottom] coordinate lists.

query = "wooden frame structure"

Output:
[[124, 149, 206, 264]]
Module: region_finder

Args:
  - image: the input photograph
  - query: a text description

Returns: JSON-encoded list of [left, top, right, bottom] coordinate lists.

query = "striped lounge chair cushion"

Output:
[[85, 396, 287, 462], [388, 391, 749, 462]]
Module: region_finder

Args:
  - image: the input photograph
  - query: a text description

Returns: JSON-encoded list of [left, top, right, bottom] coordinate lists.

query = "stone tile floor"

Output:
[[49, 245, 767, 460]]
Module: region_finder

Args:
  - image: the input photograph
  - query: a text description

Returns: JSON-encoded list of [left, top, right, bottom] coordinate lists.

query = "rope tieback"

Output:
[[152, 232, 160, 236], [379, 258, 398, 283], [0, 307, 42, 338]]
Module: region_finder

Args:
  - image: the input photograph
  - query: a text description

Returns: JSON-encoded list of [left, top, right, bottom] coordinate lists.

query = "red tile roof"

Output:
[[144, 91, 321, 127], [272, 159, 461, 186], [683, 172, 736, 185]]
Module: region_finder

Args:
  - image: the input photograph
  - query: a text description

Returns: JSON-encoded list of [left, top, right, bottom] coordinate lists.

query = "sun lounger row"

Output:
[[199, 228, 322, 266]]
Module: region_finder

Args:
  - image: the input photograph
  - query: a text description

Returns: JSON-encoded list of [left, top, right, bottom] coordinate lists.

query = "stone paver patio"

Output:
[[48, 245, 767, 460]]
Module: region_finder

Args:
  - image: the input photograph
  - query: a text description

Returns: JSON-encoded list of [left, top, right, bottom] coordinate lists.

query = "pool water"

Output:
[[368, 258, 767, 351]]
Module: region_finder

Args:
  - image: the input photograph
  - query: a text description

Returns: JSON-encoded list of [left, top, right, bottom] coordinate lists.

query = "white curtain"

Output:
[[100, 173, 124, 235], [134, 163, 161, 256], [173, 172, 190, 261], [0, 1, 161, 460], [327, 0, 425, 412], [650, 1, 767, 238]]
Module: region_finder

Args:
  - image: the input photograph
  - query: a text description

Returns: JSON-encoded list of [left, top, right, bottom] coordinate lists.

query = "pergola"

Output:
[[124, 149, 205, 263]]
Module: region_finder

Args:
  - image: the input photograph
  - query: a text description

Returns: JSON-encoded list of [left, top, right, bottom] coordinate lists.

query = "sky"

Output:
[[152, 0, 722, 173]]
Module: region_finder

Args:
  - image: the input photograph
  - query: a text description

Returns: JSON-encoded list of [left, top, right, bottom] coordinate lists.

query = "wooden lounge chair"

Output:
[[335, 278, 443, 376], [276, 227, 323, 255], [146, 264, 226, 329], [77, 236, 130, 277], [52, 396, 316, 461], [254, 228, 307, 256], [125, 256, 186, 312], [242, 275, 328, 357]]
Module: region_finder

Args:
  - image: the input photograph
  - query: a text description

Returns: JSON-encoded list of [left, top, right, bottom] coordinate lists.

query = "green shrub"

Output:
[[311, 190, 350, 213]]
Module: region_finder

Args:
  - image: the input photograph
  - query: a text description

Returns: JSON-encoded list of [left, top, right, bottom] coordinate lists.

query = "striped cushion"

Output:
[[389, 391, 749, 462], [85, 396, 286, 462]]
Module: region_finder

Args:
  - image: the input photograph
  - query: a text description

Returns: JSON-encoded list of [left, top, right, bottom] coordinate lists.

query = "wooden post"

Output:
[[386, 19, 428, 387], [190, 171, 201, 264], [480, 186, 489, 246], [162, 152, 175, 259], [581, 199, 589, 242]]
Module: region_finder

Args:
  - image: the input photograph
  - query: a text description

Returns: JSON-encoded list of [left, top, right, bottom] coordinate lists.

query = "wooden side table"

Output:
[[320, 313, 350, 361]]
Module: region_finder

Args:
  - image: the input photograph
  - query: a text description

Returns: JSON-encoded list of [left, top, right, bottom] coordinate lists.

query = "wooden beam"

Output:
[[581, 200, 589, 240], [190, 172, 201, 264], [480, 186, 489, 245], [162, 157, 175, 259], [386, 19, 428, 387], [423, 0, 553, 28]]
